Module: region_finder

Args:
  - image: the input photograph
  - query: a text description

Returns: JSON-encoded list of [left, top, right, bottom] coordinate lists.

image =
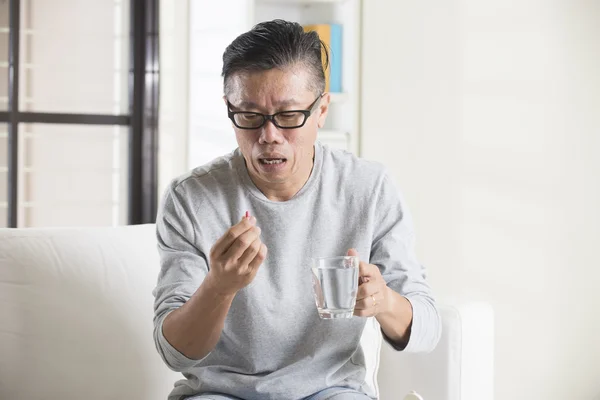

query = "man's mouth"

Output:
[[259, 158, 287, 165]]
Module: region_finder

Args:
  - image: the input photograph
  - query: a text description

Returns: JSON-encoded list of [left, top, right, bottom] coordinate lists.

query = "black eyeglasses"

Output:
[[227, 94, 324, 130]]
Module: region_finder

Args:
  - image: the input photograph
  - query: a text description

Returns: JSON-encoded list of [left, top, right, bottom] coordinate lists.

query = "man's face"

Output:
[[225, 67, 329, 187]]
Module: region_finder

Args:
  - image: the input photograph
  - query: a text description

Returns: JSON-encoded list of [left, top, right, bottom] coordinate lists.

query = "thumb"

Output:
[[347, 248, 359, 257]]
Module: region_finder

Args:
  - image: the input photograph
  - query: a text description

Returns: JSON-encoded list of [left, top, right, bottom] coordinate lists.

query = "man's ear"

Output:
[[317, 93, 331, 129]]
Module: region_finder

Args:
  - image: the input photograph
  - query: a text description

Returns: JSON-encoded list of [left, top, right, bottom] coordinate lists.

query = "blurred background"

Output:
[[1, 0, 599, 399]]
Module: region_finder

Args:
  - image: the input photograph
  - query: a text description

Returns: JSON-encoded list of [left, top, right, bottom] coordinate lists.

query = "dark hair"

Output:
[[222, 19, 329, 96]]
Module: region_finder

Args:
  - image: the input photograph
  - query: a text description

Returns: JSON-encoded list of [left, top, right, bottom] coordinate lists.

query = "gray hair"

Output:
[[222, 19, 329, 96]]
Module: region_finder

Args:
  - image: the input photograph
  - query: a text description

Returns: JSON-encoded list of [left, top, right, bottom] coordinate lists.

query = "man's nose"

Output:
[[258, 119, 284, 144]]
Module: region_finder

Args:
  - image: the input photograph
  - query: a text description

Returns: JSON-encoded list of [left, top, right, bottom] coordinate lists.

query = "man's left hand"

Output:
[[347, 248, 390, 318]]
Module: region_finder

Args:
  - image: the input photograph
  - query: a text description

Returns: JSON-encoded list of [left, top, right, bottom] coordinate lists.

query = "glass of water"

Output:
[[311, 256, 359, 319]]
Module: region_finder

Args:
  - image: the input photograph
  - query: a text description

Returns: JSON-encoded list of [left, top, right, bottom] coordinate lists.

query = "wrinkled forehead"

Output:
[[225, 67, 316, 108]]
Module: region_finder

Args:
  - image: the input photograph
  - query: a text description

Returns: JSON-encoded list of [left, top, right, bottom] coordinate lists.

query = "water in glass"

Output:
[[311, 256, 359, 319]]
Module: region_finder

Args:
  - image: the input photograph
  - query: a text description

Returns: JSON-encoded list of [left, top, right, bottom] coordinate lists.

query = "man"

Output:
[[153, 19, 441, 400]]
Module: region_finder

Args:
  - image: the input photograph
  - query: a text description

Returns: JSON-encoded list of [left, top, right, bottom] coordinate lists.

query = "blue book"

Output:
[[329, 24, 342, 93]]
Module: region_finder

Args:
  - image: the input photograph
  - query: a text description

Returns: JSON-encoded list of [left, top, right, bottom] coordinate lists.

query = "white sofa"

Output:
[[0, 225, 494, 400]]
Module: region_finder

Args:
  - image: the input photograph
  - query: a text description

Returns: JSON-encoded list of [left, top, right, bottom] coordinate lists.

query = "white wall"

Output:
[[362, 1, 600, 399]]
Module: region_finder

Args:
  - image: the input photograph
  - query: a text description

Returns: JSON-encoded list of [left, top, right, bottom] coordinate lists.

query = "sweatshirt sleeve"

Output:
[[152, 180, 209, 371], [369, 170, 442, 353]]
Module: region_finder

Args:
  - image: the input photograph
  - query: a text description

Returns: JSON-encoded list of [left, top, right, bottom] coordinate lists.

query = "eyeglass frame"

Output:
[[226, 93, 325, 130]]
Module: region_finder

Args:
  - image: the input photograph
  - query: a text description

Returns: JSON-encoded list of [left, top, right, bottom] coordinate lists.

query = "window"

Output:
[[0, 0, 159, 227], [19, 124, 128, 227]]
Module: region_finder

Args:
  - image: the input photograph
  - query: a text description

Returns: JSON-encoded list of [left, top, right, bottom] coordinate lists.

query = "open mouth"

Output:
[[259, 158, 287, 165]]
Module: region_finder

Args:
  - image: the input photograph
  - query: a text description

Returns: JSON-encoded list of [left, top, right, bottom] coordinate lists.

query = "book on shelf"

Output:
[[303, 24, 342, 93]]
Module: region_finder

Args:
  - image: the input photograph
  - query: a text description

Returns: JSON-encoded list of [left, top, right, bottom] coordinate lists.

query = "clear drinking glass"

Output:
[[311, 256, 359, 319]]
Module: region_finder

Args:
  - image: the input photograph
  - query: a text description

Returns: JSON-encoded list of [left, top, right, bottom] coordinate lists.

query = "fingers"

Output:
[[356, 279, 378, 303], [354, 288, 383, 317], [205, 212, 267, 296], [248, 243, 268, 271], [211, 216, 256, 257], [346, 248, 369, 285], [354, 271, 384, 317], [237, 236, 262, 268], [346, 248, 377, 279], [223, 225, 262, 262], [354, 291, 382, 310], [358, 259, 373, 279]]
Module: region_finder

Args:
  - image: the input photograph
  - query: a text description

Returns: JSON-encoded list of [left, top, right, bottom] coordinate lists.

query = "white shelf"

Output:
[[328, 92, 348, 103]]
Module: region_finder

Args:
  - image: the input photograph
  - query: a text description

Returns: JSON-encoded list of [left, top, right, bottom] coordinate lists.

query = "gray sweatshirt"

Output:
[[153, 142, 441, 400]]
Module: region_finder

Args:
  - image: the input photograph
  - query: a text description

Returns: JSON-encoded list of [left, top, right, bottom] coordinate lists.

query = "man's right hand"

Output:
[[161, 214, 267, 361], [207, 215, 267, 295]]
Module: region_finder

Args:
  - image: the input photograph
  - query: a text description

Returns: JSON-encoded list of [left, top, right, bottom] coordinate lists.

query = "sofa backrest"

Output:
[[0, 225, 180, 400]]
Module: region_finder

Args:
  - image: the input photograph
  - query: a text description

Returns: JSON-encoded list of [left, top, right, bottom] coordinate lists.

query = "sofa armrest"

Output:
[[377, 302, 494, 400]]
